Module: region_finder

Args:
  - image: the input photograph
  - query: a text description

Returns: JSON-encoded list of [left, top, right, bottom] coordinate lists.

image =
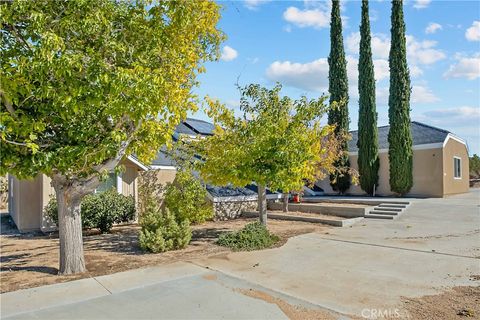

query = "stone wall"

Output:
[[212, 200, 257, 220]]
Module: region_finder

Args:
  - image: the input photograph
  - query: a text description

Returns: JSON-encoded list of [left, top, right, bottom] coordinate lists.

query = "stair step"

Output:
[[365, 213, 395, 219], [374, 207, 403, 212], [378, 204, 408, 208], [369, 210, 400, 216]]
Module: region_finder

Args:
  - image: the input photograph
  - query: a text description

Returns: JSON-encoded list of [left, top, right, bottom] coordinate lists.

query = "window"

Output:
[[95, 173, 117, 193], [453, 157, 461, 179]]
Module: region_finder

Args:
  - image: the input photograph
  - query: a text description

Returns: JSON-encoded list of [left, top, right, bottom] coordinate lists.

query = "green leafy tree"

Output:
[[0, 1, 223, 274], [164, 169, 214, 224], [357, 0, 379, 195], [388, 0, 413, 195], [470, 154, 480, 177], [328, 0, 351, 194], [196, 84, 340, 225]]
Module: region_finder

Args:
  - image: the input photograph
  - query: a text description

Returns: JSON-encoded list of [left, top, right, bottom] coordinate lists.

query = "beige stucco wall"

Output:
[[10, 175, 43, 232], [10, 159, 145, 232], [409, 148, 444, 197], [443, 139, 469, 195], [317, 146, 445, 197]]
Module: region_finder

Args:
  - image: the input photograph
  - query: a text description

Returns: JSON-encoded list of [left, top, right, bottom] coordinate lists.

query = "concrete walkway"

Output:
[[1, 262, 306, 319], [1, 191, 479, 319]]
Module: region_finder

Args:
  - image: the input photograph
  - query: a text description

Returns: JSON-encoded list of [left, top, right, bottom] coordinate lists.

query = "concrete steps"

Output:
[[365, 202, 410, 220]]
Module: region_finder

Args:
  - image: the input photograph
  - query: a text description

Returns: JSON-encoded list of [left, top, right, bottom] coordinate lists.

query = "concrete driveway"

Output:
[[2, 190, 479, 319], [195, 190, 480, 316]]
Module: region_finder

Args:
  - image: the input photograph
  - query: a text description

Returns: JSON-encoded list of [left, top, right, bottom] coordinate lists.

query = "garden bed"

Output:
[[268, 202, 371, 218], [0, 218, 330, 293], [243, 210, 362, 227]]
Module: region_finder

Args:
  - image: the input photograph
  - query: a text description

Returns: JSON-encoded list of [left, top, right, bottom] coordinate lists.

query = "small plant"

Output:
[[44, 188, 136, 233], [139, 206, 192, 253], [217, 222, 280, 251], [164, 170, 213, 224]]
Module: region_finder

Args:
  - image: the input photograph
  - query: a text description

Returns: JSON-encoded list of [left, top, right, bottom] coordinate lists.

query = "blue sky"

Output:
[[193, 0, 480, 155]]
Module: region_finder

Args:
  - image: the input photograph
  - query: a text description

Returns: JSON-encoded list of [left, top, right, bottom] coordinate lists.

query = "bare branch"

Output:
[[0, 90, 18, 119], [2, 138, 50, 148], [6, 24, 33, 52]]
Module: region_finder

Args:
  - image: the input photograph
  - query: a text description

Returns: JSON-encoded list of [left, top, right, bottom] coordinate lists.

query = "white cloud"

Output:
[[411, 85, 440, 103], [406, 35, 446, 65], [423, 106, 480, 120], [409, 65, 424, 77], [376, 86, 390, 105], [346, 33, 445, 65], [244, 0, 270, 10], [425, 22, 442, 34], [413, 0, 431, 9], [220, 46, 238, 62], [345, 32, 390, 59], [372, 59, 390, 81], [265, 56, 388, 93], [345, 32, 441, 81], [266, 58, 330, 92], [443, 54, 480, 80], [465, 21, 480, 41], [283, 6, 330, 29]]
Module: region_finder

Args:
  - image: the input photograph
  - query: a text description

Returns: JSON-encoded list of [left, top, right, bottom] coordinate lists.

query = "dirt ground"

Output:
[[0, 217, 329, 293], [401, 285, 480, 320], [1, 217, 479, 320]]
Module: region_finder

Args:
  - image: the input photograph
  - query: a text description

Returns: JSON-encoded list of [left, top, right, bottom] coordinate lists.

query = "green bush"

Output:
[[217, 222, 280, 251], [45, 188, 136, 233], [139, 206, 191, 253], [164, 170, 213, 224]]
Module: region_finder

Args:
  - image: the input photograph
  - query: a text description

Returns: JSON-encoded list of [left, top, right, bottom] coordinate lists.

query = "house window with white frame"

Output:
[[453, 157, 461, 179], [95, 173, 117, 193]]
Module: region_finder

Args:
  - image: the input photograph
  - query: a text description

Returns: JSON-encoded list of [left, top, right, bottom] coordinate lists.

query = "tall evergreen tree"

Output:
[[357, 0, 379, 195], [328, 0, 351, 193], [388, 0, 413, 195]]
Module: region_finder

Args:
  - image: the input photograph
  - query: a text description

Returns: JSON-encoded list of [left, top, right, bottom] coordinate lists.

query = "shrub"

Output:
[[217, 222, 280, 251], [139, 206, 192, 253], [164, 170, 213, 224], [44, 196, 59, 225], [44, 188, 136, 233]]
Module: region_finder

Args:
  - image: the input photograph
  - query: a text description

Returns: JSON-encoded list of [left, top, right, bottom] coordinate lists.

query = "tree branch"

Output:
[[2, 138, 50, 148], [6, 24, 33, 52], [0, 90, 18, 119]]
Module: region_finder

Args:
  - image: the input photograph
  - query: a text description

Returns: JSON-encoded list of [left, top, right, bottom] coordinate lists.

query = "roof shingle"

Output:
[[348, 121, 450, 152]]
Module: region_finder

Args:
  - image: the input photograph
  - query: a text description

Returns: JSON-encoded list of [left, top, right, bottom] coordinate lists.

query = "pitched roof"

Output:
[[150, 146, 176, 167], [348, 121, 450, 152]]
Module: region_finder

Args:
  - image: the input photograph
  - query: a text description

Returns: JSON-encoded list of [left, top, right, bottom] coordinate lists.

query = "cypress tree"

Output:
[[388, 0, 413, 195], [328, 0, 351, 194], [357, 0, 379, 195]]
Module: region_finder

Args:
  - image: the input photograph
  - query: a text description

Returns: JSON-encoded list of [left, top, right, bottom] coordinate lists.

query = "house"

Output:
[[7, 118, 220, 233], [8, 119, 469, 232], [316, 121, 470, 197], [8, 156, 148, 233]]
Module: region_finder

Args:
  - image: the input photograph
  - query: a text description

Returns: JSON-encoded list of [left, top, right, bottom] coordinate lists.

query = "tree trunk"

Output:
[[52, 179, 87, 275], [282, 192, 289, 212], [257, 184, 267, 225]]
